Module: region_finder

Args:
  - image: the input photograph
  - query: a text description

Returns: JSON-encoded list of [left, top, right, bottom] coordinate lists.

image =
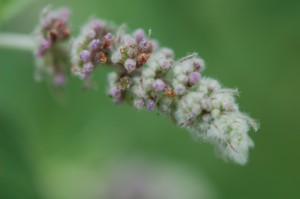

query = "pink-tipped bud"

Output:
[[133, 99, 145, 109], [80, 50, 91, 62], [83, 62, 94, 73], [146, 100, 155, 111], [193, 58, 205, 71], [133, 29, 145, 43], [188, 72, 201, 86], [139, 39, 152, 53], [159, 59, 172, 71], [110, 87, 121, 98], [124, 35, 136, 47], [88, 39, 101, 50], [174, 84, 186, 95], [152, 79, 165, 92], [103, 32, 113, 48], [36, 39, 51, 56], [124, 59, 137, 73]]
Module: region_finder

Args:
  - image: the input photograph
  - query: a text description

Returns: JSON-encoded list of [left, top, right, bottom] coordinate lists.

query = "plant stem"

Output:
[[0, 32, 34, 51]]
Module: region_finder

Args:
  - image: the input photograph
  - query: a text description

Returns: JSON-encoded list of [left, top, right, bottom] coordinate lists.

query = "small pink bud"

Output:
[[88, 39, 101, 50], [36, 39, 51, 56], [124, 35, 136, 47], [152, 79, 165, 92], [110, 87, 121, 97], [133, 29, 145, 43], [159, 59, 172, 71], [188, 72, 201, 86], [133, 99, 145, 109], [103, 32, 113, 48], [124, 59, 137, 73], [174, 84, 186, 95], [193, 58, 205, 71], [146, 100, 155, 111], [83, 62, 94, 73], [80, 50, 91, 62], [139, 39, 152, 53]]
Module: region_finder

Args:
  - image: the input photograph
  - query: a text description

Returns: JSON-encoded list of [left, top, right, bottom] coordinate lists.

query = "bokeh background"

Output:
[[1, 0, 300, 198]]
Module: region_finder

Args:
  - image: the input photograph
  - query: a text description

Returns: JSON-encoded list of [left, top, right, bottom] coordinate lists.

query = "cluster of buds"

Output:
[[32, 6, 258, 164], [71, 19, 114, 80], [34, 6, 71, 86], [175, 78, 258, 164], [131, 48, 174, 111], [172, 54, 204, 95], [70, 16, 258, 164], [110, 28, 153, 72]]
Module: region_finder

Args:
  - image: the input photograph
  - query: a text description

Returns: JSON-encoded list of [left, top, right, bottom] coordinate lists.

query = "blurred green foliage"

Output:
[[0, 0, 300, 198], [0, 0, 35, 26]]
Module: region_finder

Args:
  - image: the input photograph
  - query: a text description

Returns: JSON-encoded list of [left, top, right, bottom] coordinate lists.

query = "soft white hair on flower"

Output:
[[67, 14, 258, 164], [174, 77, 257, 164]]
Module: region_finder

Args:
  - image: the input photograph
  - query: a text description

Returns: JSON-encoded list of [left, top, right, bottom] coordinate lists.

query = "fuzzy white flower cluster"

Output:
[[69, 17, 258, 164], [175, 78, 258, 164]]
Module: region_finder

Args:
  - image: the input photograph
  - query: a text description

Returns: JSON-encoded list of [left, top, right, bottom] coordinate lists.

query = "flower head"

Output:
[[34, 6, 71, 86], [71, 18, 115, 80], [65, 10, 258, 164]]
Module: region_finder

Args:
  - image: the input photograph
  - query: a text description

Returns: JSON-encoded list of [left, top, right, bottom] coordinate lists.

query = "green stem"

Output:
[[0, 32, 34, 51]]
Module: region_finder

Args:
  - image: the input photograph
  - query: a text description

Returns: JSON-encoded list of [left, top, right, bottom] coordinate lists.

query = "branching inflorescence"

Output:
[[33, 6, 258, 165]]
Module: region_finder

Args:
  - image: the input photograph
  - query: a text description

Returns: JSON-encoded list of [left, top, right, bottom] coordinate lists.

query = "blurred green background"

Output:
[[0, 0, 300, 198]]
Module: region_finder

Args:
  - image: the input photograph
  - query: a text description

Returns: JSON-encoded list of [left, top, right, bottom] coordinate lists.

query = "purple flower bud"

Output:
[[159, 59, 172, 71], [80, 50, 91, 62], [188, 72, 201, 86], [133, 99, 145, 109], [133, 29, 145, 42], [152, 79, 165, 92], [83, 62, 94, 73], [36, 39, 51, 56], [193, 58, 205, 71], [104, 32, 113, 40], [91, 19, 105, 32], [146, 100, 155, 111], [88, 39, 101, 50], [174, 84, 186, 95], [124, 59, 137, 73], [139, 39, 152, 53], [110, 87, 121, 97], [124, 35, 136, 47], [53, 72, 65, 86], [103, 32, 113, 48]]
